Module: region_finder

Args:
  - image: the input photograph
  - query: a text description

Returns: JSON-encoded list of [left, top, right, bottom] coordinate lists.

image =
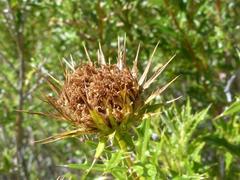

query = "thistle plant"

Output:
[[35, 38, 177, 178]]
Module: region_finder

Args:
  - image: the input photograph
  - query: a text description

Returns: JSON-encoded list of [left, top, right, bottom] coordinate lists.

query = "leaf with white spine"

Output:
[[138, 41, 160, 86], [145, 76, 179, 104], [132, 43, 141, 78], [143, 53, 176, 90]]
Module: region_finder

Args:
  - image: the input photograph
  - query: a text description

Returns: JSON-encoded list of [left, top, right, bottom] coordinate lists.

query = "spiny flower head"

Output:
[[57, 64, 140, 132], [37, 38, 177, 143]]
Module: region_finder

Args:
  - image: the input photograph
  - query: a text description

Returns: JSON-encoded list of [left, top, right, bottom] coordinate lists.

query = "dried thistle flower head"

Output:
[[57, 63, 141, 131], [37, 38, 178, 143]]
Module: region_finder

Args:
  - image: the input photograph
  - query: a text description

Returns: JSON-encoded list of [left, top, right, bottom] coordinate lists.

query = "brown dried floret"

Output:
[[57, 64, 141, 131]]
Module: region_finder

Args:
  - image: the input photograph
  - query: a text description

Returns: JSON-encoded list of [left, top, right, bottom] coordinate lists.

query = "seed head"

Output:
[[37, 39, 177, 143], [57, 64, 141, 131]]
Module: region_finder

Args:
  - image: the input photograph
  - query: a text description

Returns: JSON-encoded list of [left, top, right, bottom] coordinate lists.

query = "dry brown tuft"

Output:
[[57, 64, 141, 131]]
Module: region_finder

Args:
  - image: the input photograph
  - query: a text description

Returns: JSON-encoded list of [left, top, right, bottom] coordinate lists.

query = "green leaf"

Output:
[[120, 132, 135, 151], [225, 152, 233, 172], [94, 139, 106, 159], [107, 108, 118, 129], [89, 109, 111, 133], [222, 100, 240, 116], [202, 135, 240, 157], [215, 100, 240, 119], [139, 103, 163, 115], [141, 117, 151, 162], [83, 138, 106, 177], [161, 109, 178, 136], [186, 106, 210, 141], [62, 163, 105, 172], [145, 164, 157, 177], [133, 165, 144, 176], [34, 128, 90, 144], [106, 151, 123, 170], [111, 167, 129, 180]]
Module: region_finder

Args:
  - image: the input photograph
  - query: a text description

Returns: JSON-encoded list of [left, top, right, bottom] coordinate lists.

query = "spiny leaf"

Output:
[[35, 129, 93, 144], [82, 42, 93, 65], [44, 76, 61, 95], [161, 108, 178, 136], [94, 138, 106, 159], [43, 95, 74, 122], [166, 96, 182, 104], [138, 41, 160, 86], [202, 135, 240, 157], [85, 138, 107, 177], [107, 108, 118, 129], [140, 117, 151, 162], [62, 163, 105, 171], [132, 43, 141, 78], [62, 163, 127, 172], [89, 109, 111, 134], [117, 36, 127, 70], [215, 100, 240, 119], [145, 76, 179, 104], [119, 132, 135, 151], [69, 55, 76, 69], [15, 109, 63, 120], [45, 71, 62, 86], [143, 53, 176, 90], [63, 57, 75, 71], [106, 150, 124, 170], [185, 105, 210, 141], [138, 103, 163, 116], [98, 42, 106, 65]]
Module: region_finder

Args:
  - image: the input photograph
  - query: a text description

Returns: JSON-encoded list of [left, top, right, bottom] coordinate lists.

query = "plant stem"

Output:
[[115, 131, 139, 180], [4, 1, 29, 179]]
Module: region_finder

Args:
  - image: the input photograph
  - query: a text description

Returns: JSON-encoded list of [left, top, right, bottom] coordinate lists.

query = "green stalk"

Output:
[[115, 131, 139, 179]]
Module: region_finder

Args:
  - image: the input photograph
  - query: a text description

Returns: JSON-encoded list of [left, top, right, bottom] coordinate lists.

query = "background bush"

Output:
[[0, 0, 239, 179]]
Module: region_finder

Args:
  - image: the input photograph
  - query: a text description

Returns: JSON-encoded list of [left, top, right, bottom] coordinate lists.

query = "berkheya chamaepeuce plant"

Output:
[[34, 37, 178, 178]]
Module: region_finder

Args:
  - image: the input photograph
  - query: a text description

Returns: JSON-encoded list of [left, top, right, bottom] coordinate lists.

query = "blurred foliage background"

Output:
[[0, 0, 239, 179]]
